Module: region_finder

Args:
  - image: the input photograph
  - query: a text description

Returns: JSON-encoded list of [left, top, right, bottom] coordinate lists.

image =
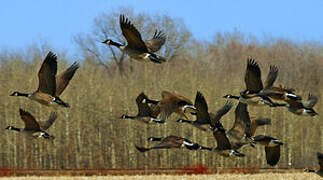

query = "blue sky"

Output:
[[0, 0, 322, 55]]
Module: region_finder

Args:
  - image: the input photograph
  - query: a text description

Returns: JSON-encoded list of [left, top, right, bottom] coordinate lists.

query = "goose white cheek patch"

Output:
[[144, 54, 150, 59], [183, 105, 196, 113], [150, 118, 164, 123], [183, 140, 194, 146]]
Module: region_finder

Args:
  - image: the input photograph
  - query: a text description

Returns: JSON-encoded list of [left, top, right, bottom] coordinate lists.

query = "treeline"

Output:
[[0, 9, 322, 170]]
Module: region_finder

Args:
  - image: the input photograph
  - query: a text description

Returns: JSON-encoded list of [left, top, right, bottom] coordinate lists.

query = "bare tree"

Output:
[[74, 7, 192, 75]]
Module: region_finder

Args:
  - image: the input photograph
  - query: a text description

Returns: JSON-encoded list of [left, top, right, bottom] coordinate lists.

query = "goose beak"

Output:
[[10, 92, 17, 96]]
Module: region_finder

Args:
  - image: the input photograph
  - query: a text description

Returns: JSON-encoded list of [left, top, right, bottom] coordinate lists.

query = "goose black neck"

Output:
[[306, 169, 315, 173], [110, 40, 123, 48], [10, 91, 29, 97], [177, 119, 193, 124], [123, 115, 137, 119], [201, 146, 212, 151], [229, 95, 240, 100], [148, 137, 162, 141], [273, 103, 287, 107], [8, 126, 21, 132]]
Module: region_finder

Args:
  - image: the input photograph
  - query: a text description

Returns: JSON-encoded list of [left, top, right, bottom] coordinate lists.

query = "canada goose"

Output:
[[150, 91, 197, 122], [10, 52, 79, 108], [210, 103, 279, 164], [223, 58, 290, 107], [305, 152, 323, 177], [244, 59, 300, 101], [261, 86, 302, 102], [135, 135, 212, 152], [177, 91, 233, 131], [102, 15, 166, 64], [219, 102, 253, 149], [5, 109, 57, 140], [211, 129, 245, 157], [120, 92, 164, 124], [251, 135, 283, 166], [207, 103, 251, 157], [284, 93, 318, 116], [211, 103, 271, 150]]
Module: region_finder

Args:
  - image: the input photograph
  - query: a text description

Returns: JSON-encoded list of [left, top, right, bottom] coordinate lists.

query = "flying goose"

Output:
[[211, 103, 271, 149], [215, 102, 253, 150], [149, 91, 197, 122], [251, 135, 283, 166], [284, 93, 318, 116], [120, 92, 164, 123], [244, 59, 300, 101], [305, 152, 323, 177], [223, 103, 281, 165], [135, 135, 212, 152], [207, 102, 250, 156], [177, 91, 233, 131], [10, 52, 79, 108], [261, 86, 302, 102], [102, 15, 166, 64], [210, 103, 279, 164], [223, 58, 290, 107], [5, 109, 57, 140], [211, 129, 245, 157]]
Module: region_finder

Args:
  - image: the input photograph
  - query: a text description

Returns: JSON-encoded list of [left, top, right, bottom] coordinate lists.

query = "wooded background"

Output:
[[0, 9, 322, 170]]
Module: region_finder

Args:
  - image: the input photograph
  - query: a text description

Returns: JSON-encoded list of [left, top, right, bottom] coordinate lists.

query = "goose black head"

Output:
[[147, 137, 155, 141], [176, 119, 184, 123], [41, 132, 55, 140], [5, 126, 12, 130], [101, 39, 112, 45], [10, 92, 19, 96], [223, 94, 232, 98]]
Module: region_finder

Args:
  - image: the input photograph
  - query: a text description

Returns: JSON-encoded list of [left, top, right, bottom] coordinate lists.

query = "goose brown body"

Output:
[[135, 135, 211, 152], [224, 58, 298, 107], [285, 93, 318, 116], [252, 135, 283, 166], [10, 52, 79, 108], [211, 129, 245, 157], [151, 91, 197, 122], [120, 92, 163, 124], [5, 109, 57, 140], [177, 91, 233, 131], [102, 15, 166, 64]]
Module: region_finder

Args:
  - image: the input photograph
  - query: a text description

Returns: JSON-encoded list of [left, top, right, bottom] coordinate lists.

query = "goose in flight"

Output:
[[10, 52, 79, 108], [5, 109, 57, 140], [102, 15, 166, 64]]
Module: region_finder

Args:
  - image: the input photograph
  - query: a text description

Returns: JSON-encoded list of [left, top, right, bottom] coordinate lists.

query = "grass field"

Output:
[[0, 173, 321, 180]]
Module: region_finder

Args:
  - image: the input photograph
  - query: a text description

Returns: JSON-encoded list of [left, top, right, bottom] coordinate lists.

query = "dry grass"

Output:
[[0, 173, 321, 180]]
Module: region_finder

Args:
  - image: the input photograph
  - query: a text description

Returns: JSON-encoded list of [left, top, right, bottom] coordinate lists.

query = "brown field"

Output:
[[0, 173, 321, 180]]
